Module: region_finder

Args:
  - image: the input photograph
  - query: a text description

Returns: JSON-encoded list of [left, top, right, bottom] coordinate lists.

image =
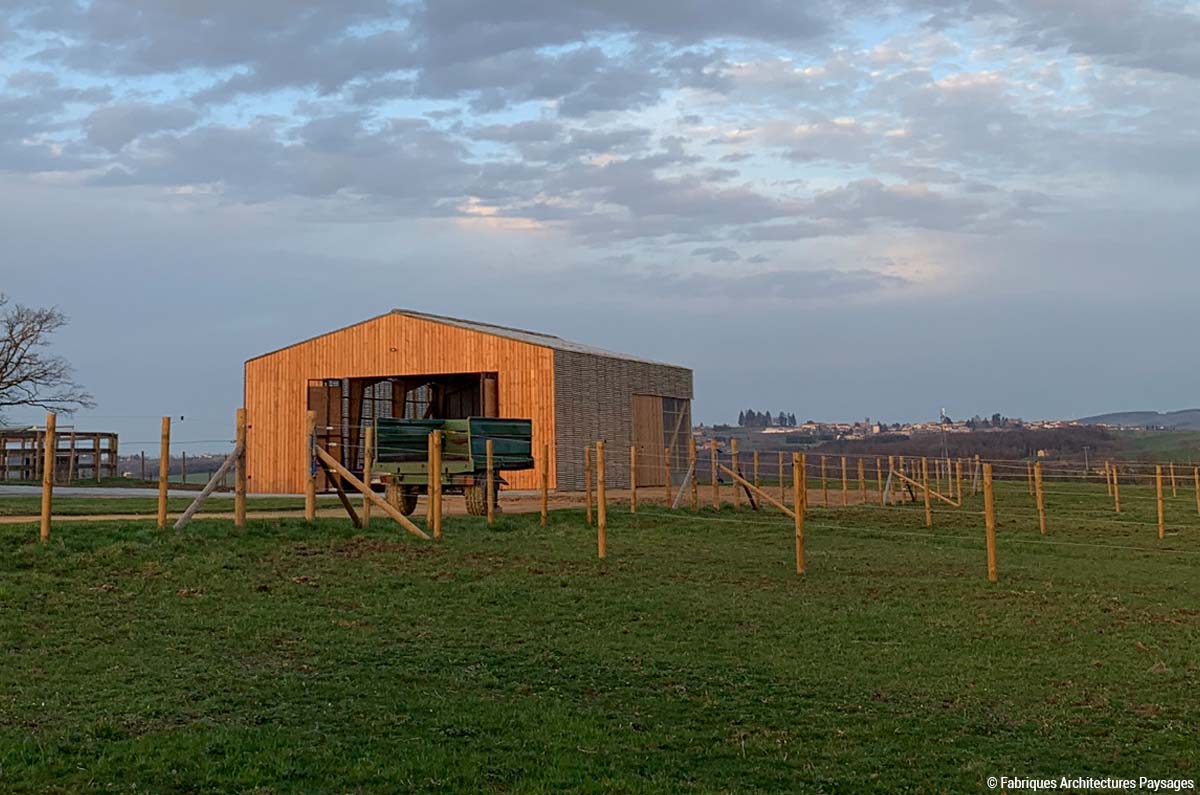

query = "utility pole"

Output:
[[940, 408, 949, 460]]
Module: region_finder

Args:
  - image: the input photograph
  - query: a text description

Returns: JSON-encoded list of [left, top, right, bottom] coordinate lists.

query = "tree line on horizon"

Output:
[[738, 409, 799, 428]]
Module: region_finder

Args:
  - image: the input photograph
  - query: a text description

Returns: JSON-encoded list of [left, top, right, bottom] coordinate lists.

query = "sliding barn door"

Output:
[[631, 394, 666, 487]]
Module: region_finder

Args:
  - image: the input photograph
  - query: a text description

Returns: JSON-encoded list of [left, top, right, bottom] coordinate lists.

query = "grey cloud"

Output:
[[0, 72, 112, 170], [871, 158, 962, 185], [738, 219, 843, 241], [347, 77, 414, 105], [808, 178, 997, 232], [25, 0, 400, 76], [691, 246, 740, 262], [1004, 0, 1200, 78], [692, 267, 910, 301], [749, 115, 881, 167], [538, 155, 803, 242], [468, 120, 562, 143], [0, 0, 1195, 273], [85, 103, 199, 151], [414, 44, 679, 117], [412, 0, 833, 67], [192, 28, 417, 103], [6, 70, 58, 91], [901, 0, 1200, 77], [93, 115, 478, 211], [612, 264, 912, 303]]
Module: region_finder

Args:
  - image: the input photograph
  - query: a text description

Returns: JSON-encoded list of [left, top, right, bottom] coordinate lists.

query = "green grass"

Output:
[[0, 495, 335, 517], [1116, 431, 1200, 463], [1, 481, 1198, 794]]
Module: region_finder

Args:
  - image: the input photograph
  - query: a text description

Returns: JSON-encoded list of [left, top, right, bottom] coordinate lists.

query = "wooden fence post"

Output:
[[857, 458, 866, 503], [39, 413, 56, 543], [821, 455, 828, 507], [629, 445, 637, 514], [1194, 466, 1200, 517], [876, 458, 884, 505], [779, 451, 786, 505], [984, 463, 997, 583], [841, 456, 848, 507], [361, 423, 373, 528], [66, 432, 76, 484], [1105, 461, 1113, 497], [921, 457, 932, 528], [1113, 464, 1121, 513], [157, 416, 170, 529], [305, 410, 317, 523], [731, 439, 740, 510], [596, 441, 607, 559], [793, 453, 805, 575], [955, 459, 963, 506], [540, 442, 549, 527], [430, 430, 443, 540], [1026, 461, 1034, 496], [1034, 461, 1046, 535], [689, 437, 699, 512], [887, 456, 896, 504], [584, 445, 594, 526], [753, 450, 760, 490], [1156, 465, 1165, 540], [710, 441, 719, 511], [235, 408, 247, 528], [181, 451, 187, 485], [1170, 462, 1178, 497], [485, 439, 495, 525], [664, 446, 672, 508]]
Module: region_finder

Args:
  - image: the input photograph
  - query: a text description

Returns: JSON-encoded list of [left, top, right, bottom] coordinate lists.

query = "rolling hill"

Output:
[[1077, 409, 1200, 429]]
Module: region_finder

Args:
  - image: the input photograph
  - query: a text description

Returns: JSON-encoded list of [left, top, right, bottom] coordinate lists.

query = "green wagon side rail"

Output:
[[373, 417, 535, 478]]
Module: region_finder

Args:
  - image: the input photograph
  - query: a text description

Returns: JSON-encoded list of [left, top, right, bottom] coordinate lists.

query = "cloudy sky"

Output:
[[2, 1, 1199, 450]]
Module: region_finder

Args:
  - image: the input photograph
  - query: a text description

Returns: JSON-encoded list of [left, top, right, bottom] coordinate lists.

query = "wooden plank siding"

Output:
[[244, 313, 556, 494]]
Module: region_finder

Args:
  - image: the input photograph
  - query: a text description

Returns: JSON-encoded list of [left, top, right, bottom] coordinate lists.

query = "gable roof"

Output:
[[247, 309, 685, 369], [392, 310, 679, 367]]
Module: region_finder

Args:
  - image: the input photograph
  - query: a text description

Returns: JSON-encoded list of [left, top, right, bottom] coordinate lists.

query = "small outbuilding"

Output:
[[244, 310, 693, 494]]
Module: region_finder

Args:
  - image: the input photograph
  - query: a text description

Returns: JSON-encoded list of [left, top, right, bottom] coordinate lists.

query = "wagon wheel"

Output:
[[386, 483, 419, 516], [464, 478, 502, 517]]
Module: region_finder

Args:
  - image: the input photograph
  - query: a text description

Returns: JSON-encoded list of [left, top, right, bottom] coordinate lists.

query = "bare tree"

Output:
[[0, 294, 94, 421]]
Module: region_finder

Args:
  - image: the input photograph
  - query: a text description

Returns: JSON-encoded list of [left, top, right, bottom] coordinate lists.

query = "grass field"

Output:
[[0, 494, 334, 517], [1, 480, 1198, 793], [1117, 431, 1200, 464]]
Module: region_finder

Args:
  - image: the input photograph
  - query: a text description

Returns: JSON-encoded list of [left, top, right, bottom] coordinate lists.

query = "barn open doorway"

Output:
[[307, 372, 499, 486]]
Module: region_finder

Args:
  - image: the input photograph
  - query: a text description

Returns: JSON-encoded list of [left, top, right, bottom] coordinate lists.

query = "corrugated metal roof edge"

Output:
[[394, 310, 687, 369]]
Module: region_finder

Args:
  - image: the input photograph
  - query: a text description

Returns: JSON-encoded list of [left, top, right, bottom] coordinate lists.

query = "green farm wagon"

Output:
[[372, 417, 535, 516]]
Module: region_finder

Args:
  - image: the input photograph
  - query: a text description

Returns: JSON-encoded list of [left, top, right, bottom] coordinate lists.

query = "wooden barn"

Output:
[[244, 310, 693, 495]]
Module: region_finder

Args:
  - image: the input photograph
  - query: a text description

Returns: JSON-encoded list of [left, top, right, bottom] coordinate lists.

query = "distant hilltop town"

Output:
[[701, 409, 1182, 446]]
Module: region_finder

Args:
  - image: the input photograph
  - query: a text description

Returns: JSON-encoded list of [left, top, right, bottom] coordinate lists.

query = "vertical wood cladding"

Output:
[[244, 313, 556, 494], [552, 350, 693, 490]]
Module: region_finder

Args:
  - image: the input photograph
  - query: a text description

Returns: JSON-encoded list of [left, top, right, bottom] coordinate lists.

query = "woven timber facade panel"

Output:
[[552, 350, 693, 490]]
